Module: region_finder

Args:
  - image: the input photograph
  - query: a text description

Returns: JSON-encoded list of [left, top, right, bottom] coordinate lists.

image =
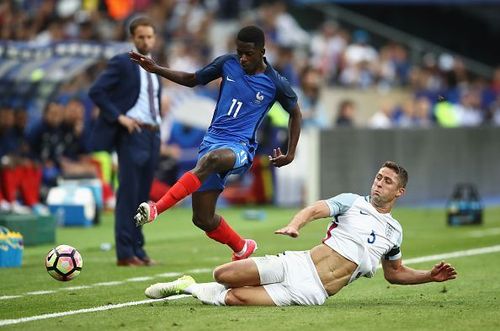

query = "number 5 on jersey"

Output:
[[367, 230, 376, 244], [228, 98, 243, 118]]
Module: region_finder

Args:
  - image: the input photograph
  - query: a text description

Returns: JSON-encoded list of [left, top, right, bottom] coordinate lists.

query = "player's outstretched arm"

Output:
[[382, 259, 457, 285], [269, 105, 301, 168], [275, 200, 330, 238], [129, 51, 198, 87]]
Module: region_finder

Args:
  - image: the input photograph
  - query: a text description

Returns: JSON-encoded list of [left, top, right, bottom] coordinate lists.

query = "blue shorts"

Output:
[[197, 140, 254, 191]]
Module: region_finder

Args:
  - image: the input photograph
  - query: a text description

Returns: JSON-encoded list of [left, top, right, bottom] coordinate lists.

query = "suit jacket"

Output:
[[88, 53, 162, 152]]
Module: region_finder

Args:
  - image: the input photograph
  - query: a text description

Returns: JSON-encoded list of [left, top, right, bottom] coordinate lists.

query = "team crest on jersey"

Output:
[[254, 91, 264, 104], [385, 224, 396, 239]]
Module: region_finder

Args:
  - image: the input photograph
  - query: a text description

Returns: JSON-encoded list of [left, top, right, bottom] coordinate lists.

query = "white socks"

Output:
[[185, 282, 228, 306]]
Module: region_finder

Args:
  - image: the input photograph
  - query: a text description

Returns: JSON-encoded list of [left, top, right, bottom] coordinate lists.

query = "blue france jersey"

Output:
[[195, 54, 297, 149]]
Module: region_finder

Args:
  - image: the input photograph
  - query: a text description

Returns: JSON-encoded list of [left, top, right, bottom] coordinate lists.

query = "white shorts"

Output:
[[252, 251, 329, 306]]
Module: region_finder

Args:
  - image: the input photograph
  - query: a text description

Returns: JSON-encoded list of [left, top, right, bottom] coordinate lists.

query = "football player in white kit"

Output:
[[144, 161, 457, 306]]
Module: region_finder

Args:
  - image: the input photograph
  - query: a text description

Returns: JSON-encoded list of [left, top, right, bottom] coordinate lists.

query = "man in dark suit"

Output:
[[89, 17, 161, 266]]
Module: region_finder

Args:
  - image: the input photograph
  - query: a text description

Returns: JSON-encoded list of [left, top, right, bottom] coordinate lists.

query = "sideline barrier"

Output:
[[0, 214, 55, 246], [315, 127, 500, 205]]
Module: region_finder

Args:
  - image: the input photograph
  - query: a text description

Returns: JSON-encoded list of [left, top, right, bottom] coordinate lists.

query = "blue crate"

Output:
[[0, 226, 23, 268]]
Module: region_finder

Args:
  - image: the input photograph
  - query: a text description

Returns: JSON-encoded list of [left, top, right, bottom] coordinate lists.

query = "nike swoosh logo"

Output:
[[226, 76, 235, 82], [360, 210, 369, 215]]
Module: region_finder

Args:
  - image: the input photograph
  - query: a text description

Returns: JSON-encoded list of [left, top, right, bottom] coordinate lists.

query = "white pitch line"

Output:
[[466, 227, 500, 238], [1, 245, 499, 327], [25, 290, 56, 296], [62, 285, 92, 291], [156, 272, 182, 278], [126, 276, 154, 282], [186, 268, 214, 274], [0, 295, 21, 300], [402, 244, 500, 265], [94, 281, 123, 287], [375, 244, 500, 269], [0, 295, 190, 327]]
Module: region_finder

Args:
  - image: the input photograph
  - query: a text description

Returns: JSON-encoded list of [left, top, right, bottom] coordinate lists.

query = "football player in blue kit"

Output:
[[130, 26, 302, 261]]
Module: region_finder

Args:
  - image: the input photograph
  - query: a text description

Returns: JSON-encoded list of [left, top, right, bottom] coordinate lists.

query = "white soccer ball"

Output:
[[45, 244, 83, 281]]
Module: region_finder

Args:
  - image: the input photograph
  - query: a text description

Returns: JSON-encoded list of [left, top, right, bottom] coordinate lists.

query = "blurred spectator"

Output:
[[335, 99, 357, 127], [168, 39, 204, 74], [340, 29, 378, 88], [28, 100, 65, 188], [393, 96, 432, 128], [76, 19, 100, 41], [421, 52, 447, 92], [446, 57, 469, 92], [25, 96, 100, 197], [243, 0, 308, 65], [488, 95, 500, 126], [273, 45, 300, 87], [377, 42, 410, 88], [392, 99, 415, 128], [0, 105, 43, 214], [297, 66, 329, 129], [271, 0, 309, 49], [413, 96, 433, 127], [309, 20, 347, 85], [491, 66, 500, 96], [454, 89, 484, 127], [32, 17, 67, 46], [59, 97, 98, 178], [368, 100, 394, 129]]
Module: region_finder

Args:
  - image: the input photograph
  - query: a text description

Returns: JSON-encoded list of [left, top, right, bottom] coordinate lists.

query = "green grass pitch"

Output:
[[1, 206, 500, 330]]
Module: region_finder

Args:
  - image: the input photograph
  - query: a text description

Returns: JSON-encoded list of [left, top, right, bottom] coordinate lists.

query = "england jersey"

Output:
[[195, 54, 297, 151], [323, 193, 403, 283]]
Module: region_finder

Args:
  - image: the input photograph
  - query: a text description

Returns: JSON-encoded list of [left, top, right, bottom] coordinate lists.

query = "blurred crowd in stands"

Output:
[[1, 0, 500, 213]]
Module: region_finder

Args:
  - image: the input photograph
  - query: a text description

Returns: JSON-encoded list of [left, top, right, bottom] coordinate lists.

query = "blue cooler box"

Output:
[[47, 186, 96, 227], [59, 178, 103, 210], [0, 226, 23, 268]]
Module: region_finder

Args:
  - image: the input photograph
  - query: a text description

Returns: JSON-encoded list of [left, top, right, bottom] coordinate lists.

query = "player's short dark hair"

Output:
[[129, 16, 156, 35], [382, 161, 408, 188], [237, 26, 265, 48]]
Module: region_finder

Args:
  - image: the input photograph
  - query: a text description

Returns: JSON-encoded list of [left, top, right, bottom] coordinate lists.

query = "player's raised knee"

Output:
[[192, 214, 209, 229], [213, 264, 232, 283]]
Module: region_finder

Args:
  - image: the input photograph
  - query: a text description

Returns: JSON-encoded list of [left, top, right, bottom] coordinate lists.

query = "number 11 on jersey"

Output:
[[228, 98, 243, 118]]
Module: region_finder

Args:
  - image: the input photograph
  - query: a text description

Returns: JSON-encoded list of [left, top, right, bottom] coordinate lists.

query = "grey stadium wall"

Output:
[[308, 127, 500, 206]]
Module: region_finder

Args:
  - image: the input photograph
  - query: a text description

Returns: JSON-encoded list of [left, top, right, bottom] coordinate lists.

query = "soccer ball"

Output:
[[45, 245, 83, 281]]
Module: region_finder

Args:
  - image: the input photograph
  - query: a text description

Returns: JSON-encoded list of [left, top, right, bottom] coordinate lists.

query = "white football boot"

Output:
[[145, 275, 196, 299]]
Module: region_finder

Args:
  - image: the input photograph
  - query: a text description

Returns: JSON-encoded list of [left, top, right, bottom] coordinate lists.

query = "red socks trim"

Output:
[[206, 218, 245, 252], [155, 172, 201, 214]]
